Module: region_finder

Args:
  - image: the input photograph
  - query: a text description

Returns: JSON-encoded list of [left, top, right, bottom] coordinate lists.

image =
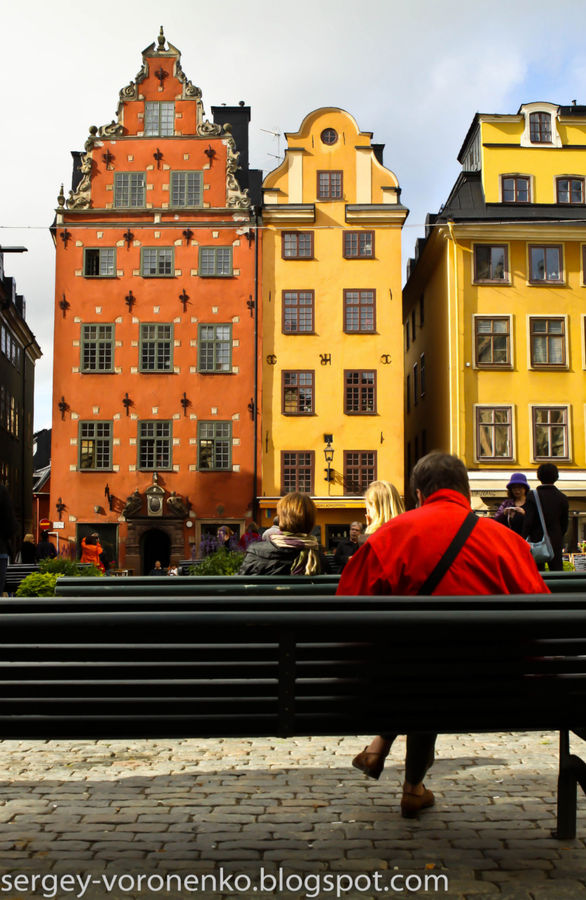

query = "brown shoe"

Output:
[[400, 786, 435, 818], [352, 747, 386, 780]]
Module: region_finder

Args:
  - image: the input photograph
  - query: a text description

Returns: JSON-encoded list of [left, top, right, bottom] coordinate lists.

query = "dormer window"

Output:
[[529, 112, 552, 143]]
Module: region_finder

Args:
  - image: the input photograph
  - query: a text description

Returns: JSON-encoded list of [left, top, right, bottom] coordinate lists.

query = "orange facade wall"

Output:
[[50, 37, 260, 569]]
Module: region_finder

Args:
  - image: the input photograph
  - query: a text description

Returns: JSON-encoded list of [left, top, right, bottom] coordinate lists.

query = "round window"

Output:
[[321, 128, 338, 146]]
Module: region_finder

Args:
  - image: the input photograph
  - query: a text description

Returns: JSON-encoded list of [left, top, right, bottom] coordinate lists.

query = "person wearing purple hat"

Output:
[[494, 472, 530, 535]]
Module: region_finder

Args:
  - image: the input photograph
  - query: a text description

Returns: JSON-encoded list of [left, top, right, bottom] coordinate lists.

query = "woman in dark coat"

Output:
[[239, 493, 325, 576], [523, 463, 569, 571], [18, 534, 37, 564]]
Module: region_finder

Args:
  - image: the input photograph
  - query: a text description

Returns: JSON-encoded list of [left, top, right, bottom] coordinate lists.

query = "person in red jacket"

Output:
[[338, 451, 548, 818]]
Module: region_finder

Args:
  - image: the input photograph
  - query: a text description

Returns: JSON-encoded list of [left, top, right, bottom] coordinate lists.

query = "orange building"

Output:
[[50, 30, 261, 572]]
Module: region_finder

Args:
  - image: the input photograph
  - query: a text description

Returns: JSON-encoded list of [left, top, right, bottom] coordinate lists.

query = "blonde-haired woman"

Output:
[[352, 481, 419, 796], [364, 481, 404, 534]]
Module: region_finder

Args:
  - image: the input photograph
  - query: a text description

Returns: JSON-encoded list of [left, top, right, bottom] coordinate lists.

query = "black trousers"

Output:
[[381, 732, 437, 784]]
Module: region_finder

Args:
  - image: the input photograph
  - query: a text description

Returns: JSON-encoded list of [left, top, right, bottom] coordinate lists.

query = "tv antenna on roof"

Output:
[[260, 127, 282, 161]]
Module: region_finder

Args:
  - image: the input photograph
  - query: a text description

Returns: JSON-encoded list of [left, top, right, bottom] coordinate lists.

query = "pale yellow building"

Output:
[[403, 102, 586, 543], [260, 108, 408, 546]]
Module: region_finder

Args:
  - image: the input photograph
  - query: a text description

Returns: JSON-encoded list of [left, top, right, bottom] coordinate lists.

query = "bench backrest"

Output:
[[0, 593, 584, 741], [53, 571, 582, 598]]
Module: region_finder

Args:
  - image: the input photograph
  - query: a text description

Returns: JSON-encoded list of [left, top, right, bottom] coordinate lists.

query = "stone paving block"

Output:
[[480, 869, 549, 882], [531, 881, 586, 898], [270, 859, 329, 872]]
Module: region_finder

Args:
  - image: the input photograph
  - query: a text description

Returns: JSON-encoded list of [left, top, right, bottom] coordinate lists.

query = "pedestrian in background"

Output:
[[36, 531, 57, 562], [16, 534, 37, 564], [216, 526, 235, 551], [239, 492, 327, 576], [262, 516, 280, 541], [494, 473, 530, 536], [80, 533, 105, 572], [239, 522, 261, 550], [523, 463, 569, 571], [332, 521, 364, 573]]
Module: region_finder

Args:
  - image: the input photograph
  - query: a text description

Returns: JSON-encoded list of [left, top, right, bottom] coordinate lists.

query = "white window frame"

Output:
[[472, 314, 514, 370], [520, 102, 562, 148], [555, 175, 585, 205], [526, 244, 565, 286], [472, 243, 511, 285], [526, 314, 568, 370], [473, 404, 515, 463], [529, 404, 571, 463], [500, 174, 532, 204]]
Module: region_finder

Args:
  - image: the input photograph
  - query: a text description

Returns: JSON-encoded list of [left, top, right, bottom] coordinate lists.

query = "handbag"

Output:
[[526, 488, 554, 565]]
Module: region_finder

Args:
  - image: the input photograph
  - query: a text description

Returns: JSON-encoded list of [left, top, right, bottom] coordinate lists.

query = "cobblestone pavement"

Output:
[[0, 732, 584, 899]]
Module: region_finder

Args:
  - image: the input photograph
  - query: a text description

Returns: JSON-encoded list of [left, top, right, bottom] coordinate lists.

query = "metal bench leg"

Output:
[[555, 730, 577, 840]]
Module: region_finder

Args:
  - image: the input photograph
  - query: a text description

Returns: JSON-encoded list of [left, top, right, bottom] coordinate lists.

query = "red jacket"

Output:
[[337, 489, 549, 596]]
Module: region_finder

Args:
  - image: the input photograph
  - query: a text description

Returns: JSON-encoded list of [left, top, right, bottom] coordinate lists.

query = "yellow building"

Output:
[[403, 102, 586, 542], [261, 108, 407, 546]]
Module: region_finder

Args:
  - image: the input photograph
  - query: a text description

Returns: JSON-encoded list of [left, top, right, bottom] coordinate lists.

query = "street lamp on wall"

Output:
[[323, 434, 335, 483]]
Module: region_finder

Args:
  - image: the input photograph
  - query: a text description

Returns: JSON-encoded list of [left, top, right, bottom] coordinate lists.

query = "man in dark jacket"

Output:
[[332, 521, 363, 573], [0, 484, 17, 595], [523, 463, 569, 571], [36, 532, 57, 561]]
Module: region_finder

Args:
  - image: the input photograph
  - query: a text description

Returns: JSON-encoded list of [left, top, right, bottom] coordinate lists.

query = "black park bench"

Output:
[[4, 564, 40, 594], [0, 589, 585, 839]]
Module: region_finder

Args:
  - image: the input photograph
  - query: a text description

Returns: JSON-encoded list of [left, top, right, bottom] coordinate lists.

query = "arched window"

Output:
[[530, 112, 552, 143]]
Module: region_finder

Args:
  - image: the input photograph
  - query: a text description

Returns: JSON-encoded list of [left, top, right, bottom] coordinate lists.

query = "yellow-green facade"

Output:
[[404, 102, 586, 541], [260, 108, 407, 544]]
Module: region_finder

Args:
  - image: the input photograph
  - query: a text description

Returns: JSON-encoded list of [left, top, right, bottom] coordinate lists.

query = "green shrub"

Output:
[[39, 558, 103, 577], [16, 573, 58, 597], [189, 549, 244, 576]]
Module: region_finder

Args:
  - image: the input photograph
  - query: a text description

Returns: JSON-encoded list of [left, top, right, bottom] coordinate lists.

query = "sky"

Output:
[[2, 0, 586, 432]]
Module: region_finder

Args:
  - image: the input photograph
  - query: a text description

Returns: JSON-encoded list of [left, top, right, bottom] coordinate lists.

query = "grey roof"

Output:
[[407, 169, 586, 283], [33, 465, 51, 493]]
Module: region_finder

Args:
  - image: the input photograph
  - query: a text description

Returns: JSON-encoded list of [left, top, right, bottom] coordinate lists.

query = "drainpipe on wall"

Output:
[[252, 209, 260, 524], [446, 221, 461, 457], [21, 340, 36, 542]]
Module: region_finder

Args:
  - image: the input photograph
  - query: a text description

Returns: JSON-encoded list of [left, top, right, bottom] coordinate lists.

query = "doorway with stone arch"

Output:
[[141, 527, 171, 575]]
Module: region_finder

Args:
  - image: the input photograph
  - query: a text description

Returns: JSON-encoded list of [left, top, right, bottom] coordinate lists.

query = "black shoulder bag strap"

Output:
[[417, 511, 479, 596]]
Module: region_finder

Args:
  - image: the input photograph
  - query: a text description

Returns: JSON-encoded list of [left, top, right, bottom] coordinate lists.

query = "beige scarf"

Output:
[[269, 532, 320, 575]]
